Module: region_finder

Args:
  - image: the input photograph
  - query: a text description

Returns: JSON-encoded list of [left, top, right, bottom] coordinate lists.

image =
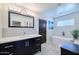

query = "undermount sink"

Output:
[[19, 35, 29, 38]]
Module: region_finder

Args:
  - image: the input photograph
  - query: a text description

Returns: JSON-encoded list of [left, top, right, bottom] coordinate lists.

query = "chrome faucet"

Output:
[[23, 32, 26, 35], [62, 31, 65, 36]]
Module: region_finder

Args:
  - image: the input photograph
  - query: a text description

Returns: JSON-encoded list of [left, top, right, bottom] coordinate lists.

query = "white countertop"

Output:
[[0, 34, 42, 44]]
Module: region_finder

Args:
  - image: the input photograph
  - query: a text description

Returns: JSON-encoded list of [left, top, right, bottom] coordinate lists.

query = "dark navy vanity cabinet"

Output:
[[0, 37, 41, 55], [60, 42, 79, 55], [0, 42, 14, 55]]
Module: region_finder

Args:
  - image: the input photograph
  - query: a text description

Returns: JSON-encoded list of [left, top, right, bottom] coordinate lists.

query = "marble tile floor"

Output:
[[35, 43, 60, 55]]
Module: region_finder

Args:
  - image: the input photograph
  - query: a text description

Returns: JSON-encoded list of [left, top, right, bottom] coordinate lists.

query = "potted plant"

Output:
[[71, 29, 79, 42]]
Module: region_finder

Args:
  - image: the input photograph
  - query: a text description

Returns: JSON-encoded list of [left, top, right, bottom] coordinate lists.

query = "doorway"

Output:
[[39, 19, 47, 43]]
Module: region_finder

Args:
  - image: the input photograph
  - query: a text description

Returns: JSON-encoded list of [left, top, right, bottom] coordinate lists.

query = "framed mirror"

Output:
[[8, 11, 34, 28]]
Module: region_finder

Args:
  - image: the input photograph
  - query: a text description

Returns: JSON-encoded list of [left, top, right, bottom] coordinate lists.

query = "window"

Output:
[[57, 19, 75, 26]]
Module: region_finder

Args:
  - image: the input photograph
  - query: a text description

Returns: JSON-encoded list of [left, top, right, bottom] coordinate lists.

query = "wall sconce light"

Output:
[[8, 6, 21, 13]]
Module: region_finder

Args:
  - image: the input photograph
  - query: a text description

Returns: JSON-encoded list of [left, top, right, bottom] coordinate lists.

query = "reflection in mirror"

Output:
[[8, 11, 34, 28]]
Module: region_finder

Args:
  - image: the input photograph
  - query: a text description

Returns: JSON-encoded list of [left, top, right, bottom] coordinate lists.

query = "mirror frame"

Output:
[[8, 11, 34, 28]]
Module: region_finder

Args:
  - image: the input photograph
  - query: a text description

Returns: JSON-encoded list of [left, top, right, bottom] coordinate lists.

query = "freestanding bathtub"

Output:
[[52, 36, 73, 47]]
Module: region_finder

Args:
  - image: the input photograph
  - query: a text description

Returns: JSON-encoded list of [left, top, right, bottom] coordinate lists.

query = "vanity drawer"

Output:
[[34, 46, 41, 53], [0, 42, 14, 48], [0, 42, 14, 55], [35, 38, 41, 43], [35, 43, 41, 46]]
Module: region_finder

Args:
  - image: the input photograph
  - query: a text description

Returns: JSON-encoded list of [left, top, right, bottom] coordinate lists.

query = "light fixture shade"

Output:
[[8, 5, 21, 13]]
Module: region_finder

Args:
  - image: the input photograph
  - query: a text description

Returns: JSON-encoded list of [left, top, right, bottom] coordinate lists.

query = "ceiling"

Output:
[[17, 3, 79, 18], [17, 3, 59, 14]]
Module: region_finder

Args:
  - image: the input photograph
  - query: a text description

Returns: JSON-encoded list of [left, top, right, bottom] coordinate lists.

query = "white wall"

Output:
[[53, 11, 79, 38], [0, 4, 2, 39], [1, 4, 39, 37], [47, 19, 54, 43]]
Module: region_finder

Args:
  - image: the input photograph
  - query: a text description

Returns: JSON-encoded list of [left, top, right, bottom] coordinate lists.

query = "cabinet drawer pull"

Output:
[[4, 45, 13, 48], [36, 44, 40, 46], [0, 52, 9, 54], [36, 39, 40, 40]]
